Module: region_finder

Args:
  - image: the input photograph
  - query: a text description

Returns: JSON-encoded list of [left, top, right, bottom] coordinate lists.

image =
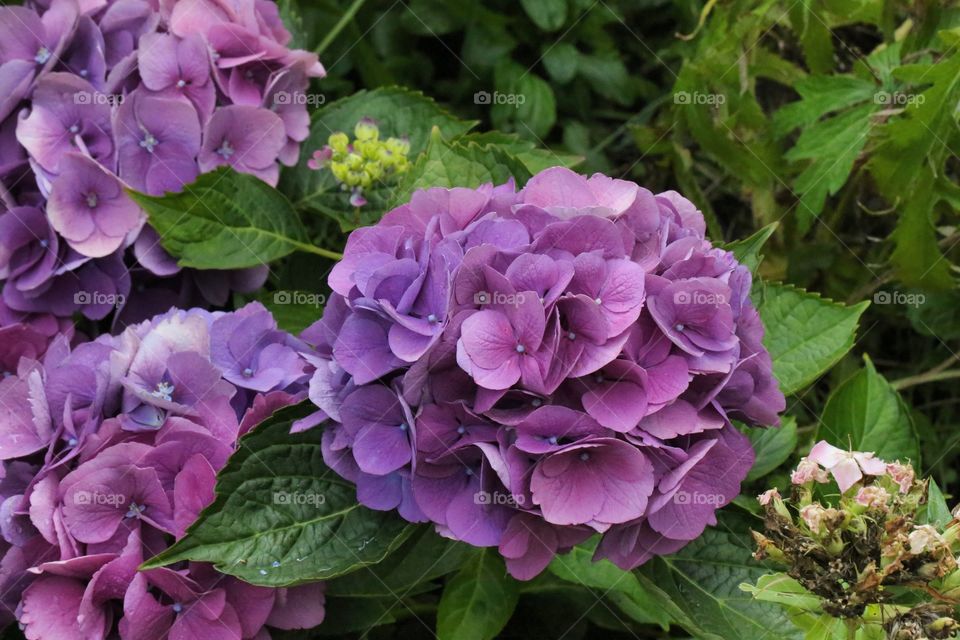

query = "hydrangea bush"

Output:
[[0, 1, 926, 637], [300, 166, 786, 579], [0, 0, 323, 330], [0, 302, 324, 637]]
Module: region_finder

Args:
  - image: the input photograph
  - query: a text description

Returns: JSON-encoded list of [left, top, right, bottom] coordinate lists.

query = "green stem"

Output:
[[314, 0, 367, 55], [892, 369, 960, 391], [297, 243, 343, 261]]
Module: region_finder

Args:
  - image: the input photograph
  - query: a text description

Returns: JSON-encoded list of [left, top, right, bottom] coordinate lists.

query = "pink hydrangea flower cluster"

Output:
[[0, 303, 323, 638], [0, 0, 324, 330], [301, 167, 786, 579]]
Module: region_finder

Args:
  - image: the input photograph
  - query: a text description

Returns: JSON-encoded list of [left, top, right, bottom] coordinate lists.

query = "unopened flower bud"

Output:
[[925, 616, 959, 638], [306, 147, 333, 170], [386, 136, 411, 156], [751, 531, 786, 564], [757, 488, 779, 505], [887, 462, 915, 494], [791, 457, 829, 485], [328, 131, 350, 153], [855, 485, 890, 509], [313, 121, 412, 203], [349, 190, 367, 208], [800, 504, 827, 533], [354, 117, 379, 141]]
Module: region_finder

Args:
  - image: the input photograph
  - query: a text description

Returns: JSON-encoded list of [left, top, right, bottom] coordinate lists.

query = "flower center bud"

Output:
[[427, 313, 438, 323], [579, 452, 590, 462], [674, 323, 685, 332], [34, 47, 50, 64], [242, 367, 254, 378], [515, 344, 526, 354], [176, 79, 187, 88], [217, 140, 235, 159], [139, 133, 159, 153], [86, 193, 98, 209], [151, 381, 175, 402], [124, 502, 146, 519], [172, 603, 183, 614]]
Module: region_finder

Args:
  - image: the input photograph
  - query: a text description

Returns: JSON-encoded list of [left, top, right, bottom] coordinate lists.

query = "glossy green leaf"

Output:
[[549, 538, 670, 628], [458, 131, 583, 173], [520, 0, 566, 31], [747, 416, 798, 481], [640, 515, 805, 640], [437, 549, 519, 640], [542, 42, 579, 83], [785, 104, 875, 230], [739, 573, 822, 612], [492, 61, 558, 139], [723, 222, 778, 274], [326, 526, 472, 598], [393, 128, 531, 203], [129, 167, 330, 269], [141, 404, 412, 585], [758, 283, 869, 395], [772, 75, 876, 136], [817, 356, 920, 465], [921, 479, 953, 528]]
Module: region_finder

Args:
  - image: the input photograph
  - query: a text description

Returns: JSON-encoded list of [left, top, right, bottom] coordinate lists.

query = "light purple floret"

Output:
[[303, 166, 786, 579]]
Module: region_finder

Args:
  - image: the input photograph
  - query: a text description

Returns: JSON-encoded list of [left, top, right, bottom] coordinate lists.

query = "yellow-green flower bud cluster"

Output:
[[319, 119, 411, 195]]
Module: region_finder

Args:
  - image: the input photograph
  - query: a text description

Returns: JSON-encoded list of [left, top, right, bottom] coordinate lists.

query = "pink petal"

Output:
[[808, 441, 846, 468], [855, 453, 888, 476], [830, 457, 862, 493]]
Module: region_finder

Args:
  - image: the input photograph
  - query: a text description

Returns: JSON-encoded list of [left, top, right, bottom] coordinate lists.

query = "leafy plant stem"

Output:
[[299, 244, 343, 260], [891, 368, 960, 391], [315, 0, 367, 55]]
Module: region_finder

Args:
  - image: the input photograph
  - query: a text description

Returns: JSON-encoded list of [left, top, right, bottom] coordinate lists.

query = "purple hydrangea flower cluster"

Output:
[[0, 0, 324, 330], [0, 302, 325, 638], [302, 167, 786, 579]]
